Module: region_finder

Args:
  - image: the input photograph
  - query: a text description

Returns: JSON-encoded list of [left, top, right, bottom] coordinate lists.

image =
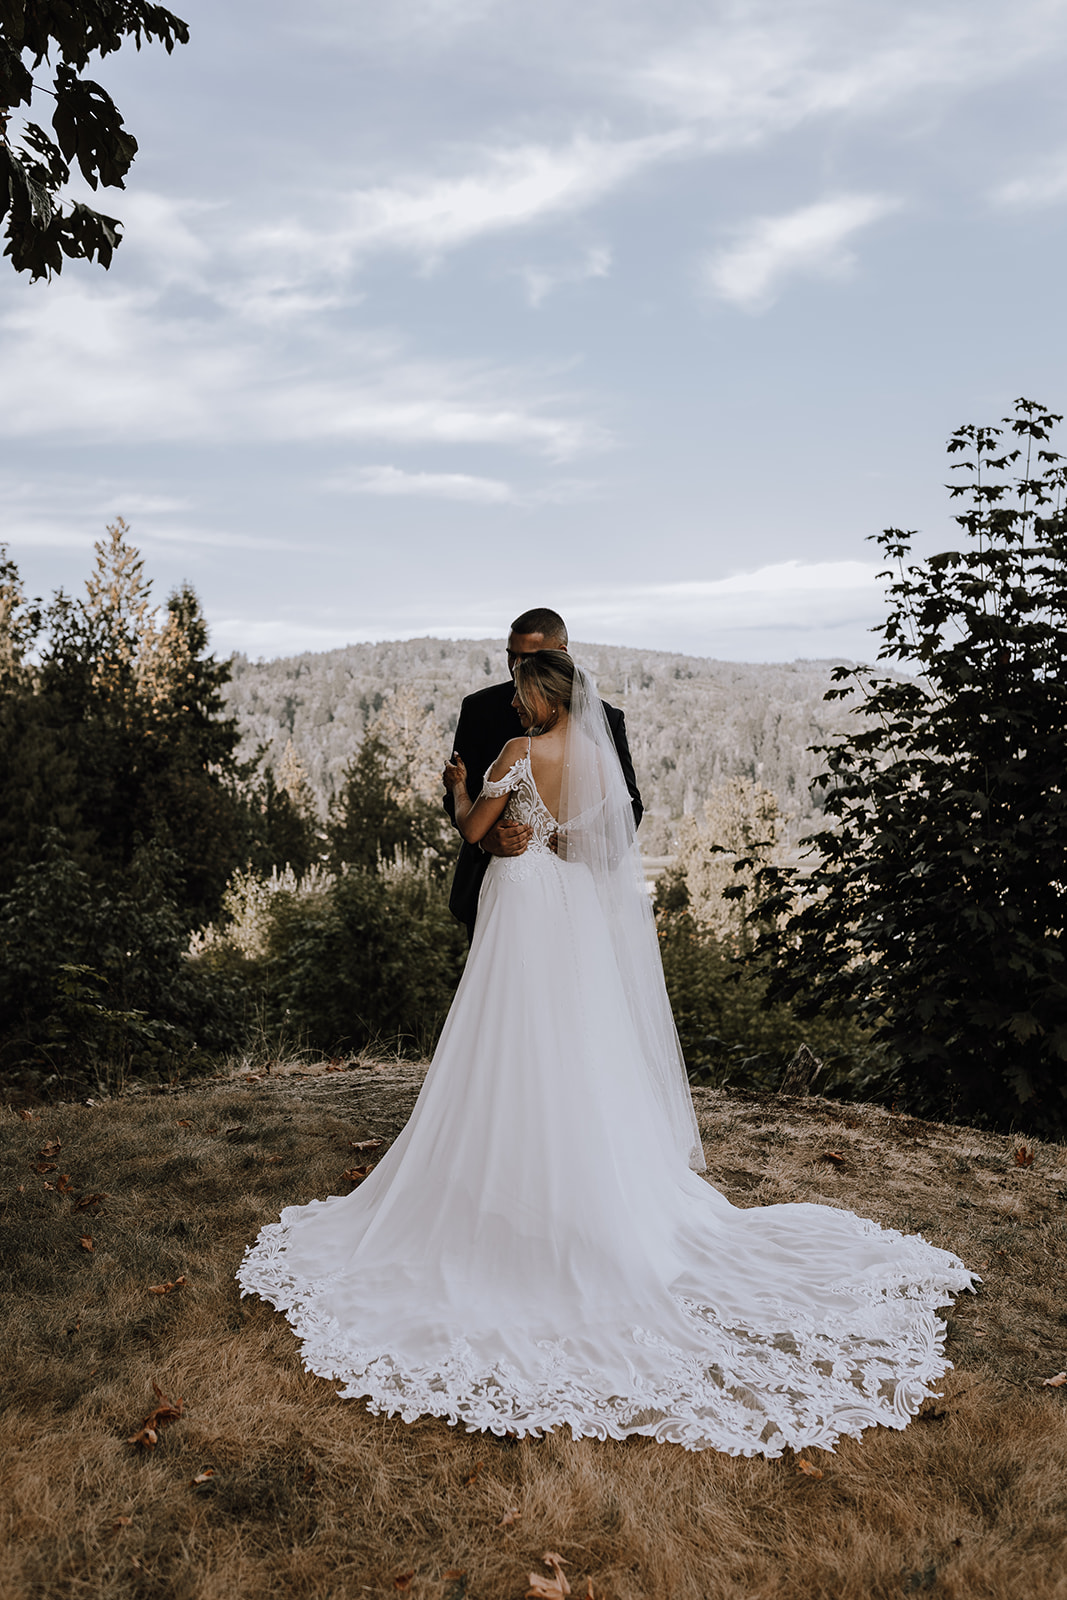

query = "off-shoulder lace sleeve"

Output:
[[480, 757, 526, 798]]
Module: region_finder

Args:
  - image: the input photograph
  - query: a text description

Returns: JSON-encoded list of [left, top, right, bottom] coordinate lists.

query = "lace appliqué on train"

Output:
[[238, 1216, 972, 1455]]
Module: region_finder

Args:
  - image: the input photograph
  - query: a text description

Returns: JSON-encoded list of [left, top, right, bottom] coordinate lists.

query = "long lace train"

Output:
[[238, 753, 975, 1455]]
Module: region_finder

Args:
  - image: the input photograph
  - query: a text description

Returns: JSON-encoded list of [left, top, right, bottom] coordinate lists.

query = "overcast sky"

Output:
[[3, 0, 1066, 662]]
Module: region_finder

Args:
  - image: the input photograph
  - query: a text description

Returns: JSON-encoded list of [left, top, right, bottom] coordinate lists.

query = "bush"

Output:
[[0, 837, 240, 1095], [191, 852, 466, 1058], [657, 909, 873, 1091]]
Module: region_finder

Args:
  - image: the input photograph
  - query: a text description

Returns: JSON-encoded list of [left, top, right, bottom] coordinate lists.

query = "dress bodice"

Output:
[[481, 750, 558, 855]]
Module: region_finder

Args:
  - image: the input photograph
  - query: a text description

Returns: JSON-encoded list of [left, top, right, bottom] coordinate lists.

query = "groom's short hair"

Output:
[[510, 607, 568, 646]]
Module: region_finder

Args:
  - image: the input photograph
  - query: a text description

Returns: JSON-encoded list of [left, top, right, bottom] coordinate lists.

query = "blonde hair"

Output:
[[513, 649, 575, 729]]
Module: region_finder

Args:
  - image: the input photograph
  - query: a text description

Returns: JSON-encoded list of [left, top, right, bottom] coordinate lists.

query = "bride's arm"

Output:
[[443, 738, 526, 843]]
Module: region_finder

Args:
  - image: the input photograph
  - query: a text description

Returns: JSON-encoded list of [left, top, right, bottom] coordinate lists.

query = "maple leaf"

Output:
[[341, 1165, 374, 1184], [797, 1459, 824, 1479], [38, 1139, 62, 1158], [1014, 1146, 1034, 1167], [1042, 1371, 1067, 1388], [80, 1235, 94, 1251], [527, 1552, 572, 1598]]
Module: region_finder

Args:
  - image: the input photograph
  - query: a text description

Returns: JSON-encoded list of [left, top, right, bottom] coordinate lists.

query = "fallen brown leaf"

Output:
[[79, 1235, 94, 1252], [393, 1573, 415, 1592], [463, 1460, 483, 1485], [341, 1165, 374, 1184], [1014, 1145, 1034, 1167], [38, 1139, 62, 1158], [497, 1507, 521, 1528], [19, 1109, 35, 1121], [263, 1154, 284, 1164], [191, 1468, 215, 1484], [33, 1162, 56, 1174], [147, 1275, 186, 1296], [1042, 1371, 1067, 1388], [818, 1151, 846, 1166], [223, 1125, 243, 1139], [127, 1381, 184, 1447], [73, 1192, 107, 1212], [175, 1119, 192, 1128], [112, 1516, 133, 1528], [349, 1138, 385, 1154], [527, 1552, 571, 1599], [325, 1059, 346, 1073], [797, 1459, 824, 1479], [57, 1174, 75, 1194]]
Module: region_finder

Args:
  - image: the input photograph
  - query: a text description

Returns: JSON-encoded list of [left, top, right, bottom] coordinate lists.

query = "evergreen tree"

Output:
[[750, 399, 1067, 1135], [327, 734, 445, 873]]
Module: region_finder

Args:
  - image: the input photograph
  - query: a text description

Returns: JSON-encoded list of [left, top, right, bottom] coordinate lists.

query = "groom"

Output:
[[443, 606, 643, 941]]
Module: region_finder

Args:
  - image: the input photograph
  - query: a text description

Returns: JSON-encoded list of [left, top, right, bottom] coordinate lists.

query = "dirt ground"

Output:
[[2, 1061, 1066, 1599]]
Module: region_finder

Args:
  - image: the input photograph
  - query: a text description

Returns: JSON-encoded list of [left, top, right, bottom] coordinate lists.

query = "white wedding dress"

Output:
[[238, 685, 975, 1457]]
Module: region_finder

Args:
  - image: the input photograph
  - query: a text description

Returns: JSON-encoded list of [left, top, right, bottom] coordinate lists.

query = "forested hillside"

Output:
[[224, 639, 874, 851]]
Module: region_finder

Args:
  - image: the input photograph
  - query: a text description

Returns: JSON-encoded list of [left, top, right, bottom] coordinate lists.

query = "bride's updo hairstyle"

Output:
[[513, 649, 574, 731]]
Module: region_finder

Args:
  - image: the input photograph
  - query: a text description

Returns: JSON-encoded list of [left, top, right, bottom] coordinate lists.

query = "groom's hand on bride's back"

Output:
[[480, 819, 532, 856]]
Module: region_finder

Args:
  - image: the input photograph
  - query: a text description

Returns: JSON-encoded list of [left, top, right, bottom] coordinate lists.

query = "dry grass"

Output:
[[2, 1063, 1067, 1600]]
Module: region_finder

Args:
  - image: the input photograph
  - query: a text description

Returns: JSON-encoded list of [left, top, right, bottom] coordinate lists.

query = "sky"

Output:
[[3, 0, 1067, 663]]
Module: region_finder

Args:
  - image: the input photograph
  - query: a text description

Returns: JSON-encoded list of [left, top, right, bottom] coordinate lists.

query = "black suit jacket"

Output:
[[443, 678, 643, 937]]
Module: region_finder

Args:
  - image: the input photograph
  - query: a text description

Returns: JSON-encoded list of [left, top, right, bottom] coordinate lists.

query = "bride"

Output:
[[237, 650, 975, 1456]]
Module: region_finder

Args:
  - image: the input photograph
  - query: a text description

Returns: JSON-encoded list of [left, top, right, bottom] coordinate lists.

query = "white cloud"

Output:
[[560, 559, 890, 660], [704, 193, 899, 311], [521, 245, 612, 308], [206, 560, 890, 665], [244, 132, 688, 277], [991, 147, 1067, 208], [0, 279, 606, 458], [629, 0, 1059, 143], [326, 465, 518, 503]]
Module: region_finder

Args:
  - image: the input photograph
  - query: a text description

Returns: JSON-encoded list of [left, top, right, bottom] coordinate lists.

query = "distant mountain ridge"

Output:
[[223, 637, 874, 851]]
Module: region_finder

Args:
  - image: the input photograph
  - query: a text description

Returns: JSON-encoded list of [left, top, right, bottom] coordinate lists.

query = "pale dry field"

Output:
[[2, 1063, 1067, 1600]]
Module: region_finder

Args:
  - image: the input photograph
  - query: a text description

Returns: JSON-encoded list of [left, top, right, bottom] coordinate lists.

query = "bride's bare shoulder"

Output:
[[488, 737, 529, 779]]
